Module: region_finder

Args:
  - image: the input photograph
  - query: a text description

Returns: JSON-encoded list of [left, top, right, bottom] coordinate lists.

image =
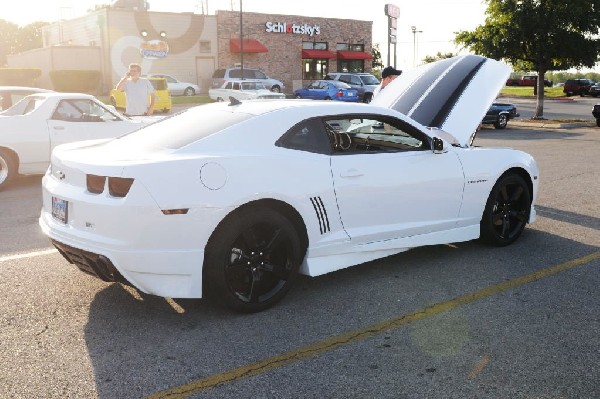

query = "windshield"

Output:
[[359, 75, 380, 85]]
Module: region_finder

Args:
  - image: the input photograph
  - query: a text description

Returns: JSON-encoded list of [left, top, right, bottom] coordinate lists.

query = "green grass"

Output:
[[500, 86, 565, 98], [171, 95, 213, 104]]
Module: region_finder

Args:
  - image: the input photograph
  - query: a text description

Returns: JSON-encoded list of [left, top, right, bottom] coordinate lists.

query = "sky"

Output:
[[2, 0, 489, 72]]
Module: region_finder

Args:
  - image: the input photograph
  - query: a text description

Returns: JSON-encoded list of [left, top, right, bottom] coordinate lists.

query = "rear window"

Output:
[[150, 79, 168, 90], [212, 69, 226, 78], [109, 106, 252, 150]]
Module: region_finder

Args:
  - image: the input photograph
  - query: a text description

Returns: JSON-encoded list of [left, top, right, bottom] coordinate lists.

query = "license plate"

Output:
[[52, 196, 68, 224], [348, 92, 355, 96]]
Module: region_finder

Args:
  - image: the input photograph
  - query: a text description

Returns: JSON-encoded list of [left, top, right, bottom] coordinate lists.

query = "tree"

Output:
[[455, 0, 600, 119], [422, 52, 456, 64], [371, 43, 384, 70], [0, 19, 45, 65]]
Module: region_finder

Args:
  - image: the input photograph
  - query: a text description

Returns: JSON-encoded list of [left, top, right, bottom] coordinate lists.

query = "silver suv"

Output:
[[325, 72, 380, 103], [212, 67, 285, 93]]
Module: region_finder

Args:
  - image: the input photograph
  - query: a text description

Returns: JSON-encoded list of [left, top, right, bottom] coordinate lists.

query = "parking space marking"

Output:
[[0, 248, 56, 263], [147, 251, 600, 399]]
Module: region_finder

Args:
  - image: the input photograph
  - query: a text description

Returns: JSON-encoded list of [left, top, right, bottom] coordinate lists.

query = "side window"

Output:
[[323, 115, 430, 154], [339, 75, 351, 84], [229, 69, 242, 78], [233, 82, 240, 90], [350, 76, 362, 85], [275, 118, 331, 154], [255, 71, 267, 79]]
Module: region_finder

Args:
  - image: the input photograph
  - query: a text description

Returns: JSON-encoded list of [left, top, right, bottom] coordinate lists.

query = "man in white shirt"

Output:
[[116, 63, 156, 116], [372, 66, 402, 98]]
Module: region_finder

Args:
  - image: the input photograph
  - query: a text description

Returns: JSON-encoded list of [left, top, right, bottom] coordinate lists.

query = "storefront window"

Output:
[[303, 41, 328, 50], [303, 59, 328, 80], [337, 59, 364, 73]]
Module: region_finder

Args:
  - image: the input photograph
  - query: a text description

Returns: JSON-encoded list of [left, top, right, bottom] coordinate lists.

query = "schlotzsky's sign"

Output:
[[265, 22, 320, 36]]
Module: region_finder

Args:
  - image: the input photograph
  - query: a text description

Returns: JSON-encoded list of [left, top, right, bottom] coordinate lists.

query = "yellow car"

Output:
[[110, 77, 172, 113]]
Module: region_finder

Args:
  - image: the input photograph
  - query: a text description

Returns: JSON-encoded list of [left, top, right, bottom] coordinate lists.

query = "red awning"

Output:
[[230, 39, 268, 53], [336, 51, 373, 60], [301, 49, 336, 59]]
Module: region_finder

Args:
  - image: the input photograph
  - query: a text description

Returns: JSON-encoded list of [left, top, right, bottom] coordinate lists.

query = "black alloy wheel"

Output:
[[205, 208, 303, 312], [494, 114, 508, 129], [480, 174, 531, 246]]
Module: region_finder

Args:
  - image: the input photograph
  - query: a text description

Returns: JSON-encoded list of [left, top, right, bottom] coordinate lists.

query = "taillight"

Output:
[[337, 90, 343, 97], [86, 175, 106, 194], [108, 177, 134, 197]]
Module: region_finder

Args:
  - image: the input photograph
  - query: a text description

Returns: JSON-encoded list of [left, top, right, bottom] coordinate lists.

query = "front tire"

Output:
[[480, 174, 531, 246], [271, 85, 281, 93], [494, 114, 508, 129], [204, 208, 303, 312], [183, 87, 195, 96], [0, 148, 17, 191]]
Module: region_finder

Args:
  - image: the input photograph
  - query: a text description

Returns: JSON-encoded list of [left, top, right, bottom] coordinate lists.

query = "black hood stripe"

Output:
[[389, 55, 487, 128]]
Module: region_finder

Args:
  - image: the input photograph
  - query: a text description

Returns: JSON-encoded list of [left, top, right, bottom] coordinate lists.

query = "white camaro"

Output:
[[39, 55, 539, 312], [0, 92, 158, 190]]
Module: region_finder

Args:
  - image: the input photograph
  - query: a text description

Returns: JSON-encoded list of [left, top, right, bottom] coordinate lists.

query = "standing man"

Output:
[[372, 66, 402, 98], [116, 63, 156, 116]]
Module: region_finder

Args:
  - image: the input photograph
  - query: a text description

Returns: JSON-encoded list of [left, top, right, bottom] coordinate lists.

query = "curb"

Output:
[[510, 120, 596, 129]]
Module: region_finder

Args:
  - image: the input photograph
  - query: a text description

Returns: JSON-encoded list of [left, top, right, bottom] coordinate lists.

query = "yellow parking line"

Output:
[[147, 251, 600, 399]]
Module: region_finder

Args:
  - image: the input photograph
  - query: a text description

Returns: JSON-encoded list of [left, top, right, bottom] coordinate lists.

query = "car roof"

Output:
[[0, 86, 54, 92]]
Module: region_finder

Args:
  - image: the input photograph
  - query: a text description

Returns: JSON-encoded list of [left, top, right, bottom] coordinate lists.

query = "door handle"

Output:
[[340, 169, 363, 178]]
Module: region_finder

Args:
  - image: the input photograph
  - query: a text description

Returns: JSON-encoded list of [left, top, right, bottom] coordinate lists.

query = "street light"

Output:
[[411, 26, 423, 67]]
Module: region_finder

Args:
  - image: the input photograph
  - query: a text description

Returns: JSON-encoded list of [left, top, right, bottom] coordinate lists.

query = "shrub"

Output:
[[0, 68, 42, 86], [49, 70, 102, 94]]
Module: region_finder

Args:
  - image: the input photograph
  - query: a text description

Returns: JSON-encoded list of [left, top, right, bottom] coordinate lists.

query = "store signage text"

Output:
[[140, 40, 169, 59], [265, 22, 320, 36]]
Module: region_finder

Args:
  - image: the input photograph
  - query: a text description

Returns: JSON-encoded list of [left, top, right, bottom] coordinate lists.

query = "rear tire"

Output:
[[0, 148, 17, 191], [183, 87, 195, 96], [204, 208, 303, 313], [480, 174, 531, 246], [596, 118, 600, 127], [271, 85, 281, 93]]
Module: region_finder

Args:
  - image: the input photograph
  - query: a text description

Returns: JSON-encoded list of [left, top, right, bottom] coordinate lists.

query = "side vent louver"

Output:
[[310, 196, 330, 235]]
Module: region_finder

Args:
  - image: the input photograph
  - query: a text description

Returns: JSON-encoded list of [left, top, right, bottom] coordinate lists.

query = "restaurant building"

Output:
[[7, 4, 373, 94]]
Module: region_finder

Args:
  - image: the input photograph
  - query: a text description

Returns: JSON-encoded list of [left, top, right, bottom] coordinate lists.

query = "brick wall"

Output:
[[217, 10, 372, 93]]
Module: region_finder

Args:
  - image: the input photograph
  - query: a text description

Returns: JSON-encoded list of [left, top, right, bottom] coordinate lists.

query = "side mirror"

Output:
[[433, 137, 444, 153]]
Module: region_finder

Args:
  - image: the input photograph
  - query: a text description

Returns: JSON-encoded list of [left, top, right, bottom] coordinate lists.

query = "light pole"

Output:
[[411, 26, 423, 67]]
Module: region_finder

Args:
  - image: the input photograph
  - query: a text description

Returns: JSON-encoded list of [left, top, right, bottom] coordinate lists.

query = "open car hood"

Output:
[[371, 55, 510, 147]]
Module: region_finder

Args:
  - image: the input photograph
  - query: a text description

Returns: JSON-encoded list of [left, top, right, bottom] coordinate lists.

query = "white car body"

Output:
[[0, 92, 158, 189], [146, 74, 200, 96], [208, 80, 286, 102], [39, 56, 539, 312], [0, 86, 54, 111]]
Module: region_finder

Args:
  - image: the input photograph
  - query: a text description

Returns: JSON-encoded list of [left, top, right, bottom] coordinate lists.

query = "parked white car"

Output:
[[39, 55, 538, 313], [208, 80, 286, 102], [0, 92, 158, 190], [146, 74, 200, 96]]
